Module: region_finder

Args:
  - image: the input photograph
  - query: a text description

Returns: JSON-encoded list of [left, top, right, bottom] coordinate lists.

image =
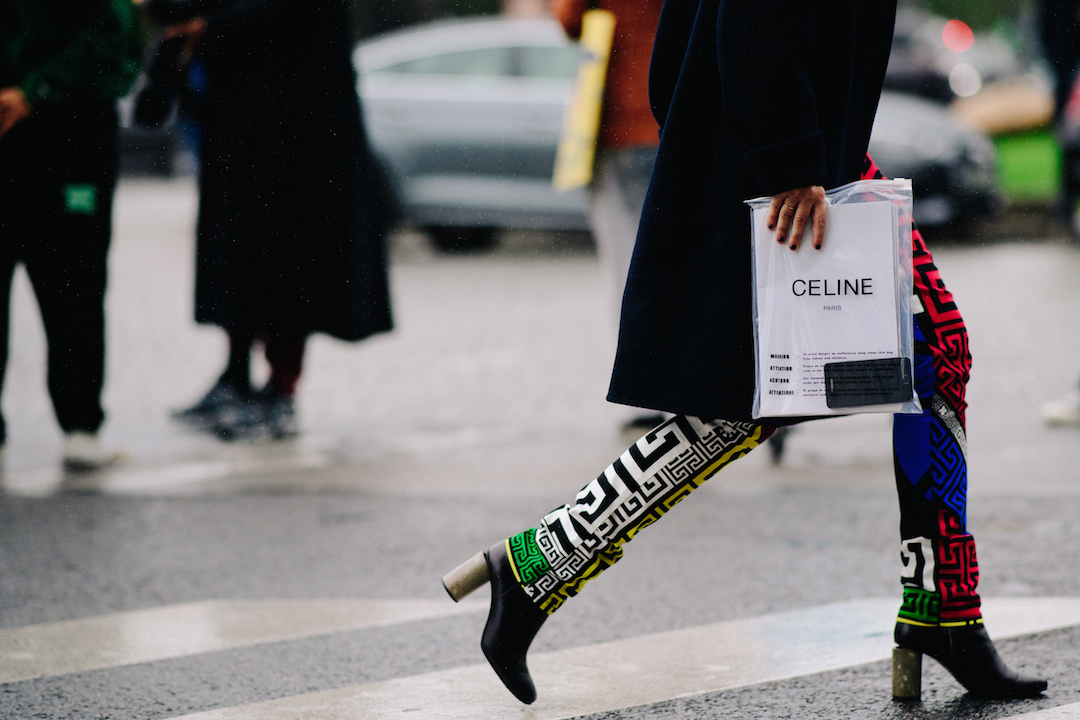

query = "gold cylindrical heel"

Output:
[[892, 647, 922, 700], [441, 551, 489, 602]]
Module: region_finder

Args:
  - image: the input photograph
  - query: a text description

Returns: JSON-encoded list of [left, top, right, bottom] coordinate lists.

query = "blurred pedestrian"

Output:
[[141, 0, 396, 440], [1038, 0, 1080, 425], [1040, 0, 1080, 127], [0, 0, 141, 470], [553, 0, 665, 432], [1041, 0, 1080, 227], [446, 0, 1047, 706]]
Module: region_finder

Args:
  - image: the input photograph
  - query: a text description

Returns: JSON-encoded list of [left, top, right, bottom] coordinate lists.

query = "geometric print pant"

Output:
[[505, 156, 980, 626], [507, 416, 775, 614]]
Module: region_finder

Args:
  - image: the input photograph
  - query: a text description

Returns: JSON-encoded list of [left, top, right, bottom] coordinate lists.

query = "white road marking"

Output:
[[166, 596, 1080, 720], [0, 598, 484, 684], [0, 452, 335, 497]]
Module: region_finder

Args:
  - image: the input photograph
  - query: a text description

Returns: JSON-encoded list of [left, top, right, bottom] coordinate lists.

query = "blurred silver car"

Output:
[[869, 91, 1001, 229], [355, 16, 999, 249], [356, 17, 588, 250]]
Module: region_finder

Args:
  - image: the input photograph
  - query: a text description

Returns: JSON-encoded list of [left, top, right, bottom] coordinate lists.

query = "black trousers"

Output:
[[0, 107, 118, 445]]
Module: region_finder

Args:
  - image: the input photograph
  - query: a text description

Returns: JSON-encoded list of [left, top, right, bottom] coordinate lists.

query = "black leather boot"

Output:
[[894, 622, 1047, 699], [480, 541, 549, 704]]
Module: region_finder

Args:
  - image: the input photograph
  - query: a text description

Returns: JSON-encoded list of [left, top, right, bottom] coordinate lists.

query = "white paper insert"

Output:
[[751, 200, 902, 417]]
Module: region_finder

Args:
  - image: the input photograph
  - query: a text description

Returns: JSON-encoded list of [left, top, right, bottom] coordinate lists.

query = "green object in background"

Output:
[[922, 0, 1018, 31], [64, 184, 97, 214], [994, 130, 1061, 202]]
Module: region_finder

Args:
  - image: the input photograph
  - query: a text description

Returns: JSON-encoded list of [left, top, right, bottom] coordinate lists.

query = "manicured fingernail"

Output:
[[789, 243, 797, 250], [814, 243, 822, 249], [767, 223, 774, 229], [777, 235, 784, 243]]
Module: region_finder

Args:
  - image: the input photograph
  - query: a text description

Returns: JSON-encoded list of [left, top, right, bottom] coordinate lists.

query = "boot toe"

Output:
[[480, 542, 548, 704], [967, 673, 1047, 699], [481, 644, 537, 704]]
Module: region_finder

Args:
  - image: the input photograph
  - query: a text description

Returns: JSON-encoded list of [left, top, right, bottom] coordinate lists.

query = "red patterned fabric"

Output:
[[936, 509, 982, 623], [862, 155, 980, 625], [861, 156, 972, 426]]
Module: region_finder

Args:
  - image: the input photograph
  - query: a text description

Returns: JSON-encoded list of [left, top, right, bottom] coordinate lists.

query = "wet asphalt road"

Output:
[[1, 178, 1080, 719]]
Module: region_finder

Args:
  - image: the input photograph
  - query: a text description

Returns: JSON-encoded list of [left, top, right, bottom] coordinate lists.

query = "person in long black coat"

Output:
[[143, 0, 394, 439], [450, 0, 1047, 706]]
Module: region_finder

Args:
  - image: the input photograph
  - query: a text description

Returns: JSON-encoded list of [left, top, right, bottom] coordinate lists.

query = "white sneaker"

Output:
[[62, 431, 123, 472], [1041, 394, 1080, 427]]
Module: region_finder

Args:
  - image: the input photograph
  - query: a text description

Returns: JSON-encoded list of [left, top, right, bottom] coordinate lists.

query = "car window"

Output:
[[515, 46, 584, 79], [373, 47, 513, 77]]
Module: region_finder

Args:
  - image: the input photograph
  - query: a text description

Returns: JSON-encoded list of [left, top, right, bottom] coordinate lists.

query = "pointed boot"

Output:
[[893, 622, 1047, 699], [480, 541, 548, 704]]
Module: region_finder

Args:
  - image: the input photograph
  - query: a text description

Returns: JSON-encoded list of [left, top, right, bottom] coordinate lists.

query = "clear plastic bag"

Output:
[[745, 178, 920, 419]]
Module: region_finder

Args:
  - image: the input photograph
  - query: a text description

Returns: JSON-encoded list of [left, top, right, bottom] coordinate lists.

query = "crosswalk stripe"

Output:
[[0, 598, 484, 684], [168, 597, 1080, 720], [1, 452, 335, 497], [1008, 703, 1080, 719]]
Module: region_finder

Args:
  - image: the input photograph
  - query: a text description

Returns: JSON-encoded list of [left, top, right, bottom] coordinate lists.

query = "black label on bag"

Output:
[[824, 357, 912, 408]]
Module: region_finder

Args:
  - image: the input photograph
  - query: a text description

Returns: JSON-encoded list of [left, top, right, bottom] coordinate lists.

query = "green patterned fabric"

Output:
[[508, 529, 551, 584], [898, 587, 941, 625]]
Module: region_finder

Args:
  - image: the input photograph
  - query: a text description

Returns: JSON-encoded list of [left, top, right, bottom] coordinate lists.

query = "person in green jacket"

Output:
[[0, 0, 141, 470]]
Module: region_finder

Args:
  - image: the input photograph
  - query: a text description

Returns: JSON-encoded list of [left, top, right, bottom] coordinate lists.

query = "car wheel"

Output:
[[425, 226, 498, 253]]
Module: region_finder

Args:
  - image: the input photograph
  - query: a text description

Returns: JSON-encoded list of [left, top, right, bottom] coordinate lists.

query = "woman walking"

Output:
[[448, 0, 1048, 705]]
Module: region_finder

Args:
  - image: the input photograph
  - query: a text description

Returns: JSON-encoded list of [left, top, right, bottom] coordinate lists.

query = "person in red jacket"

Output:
[[554, 0, 664, 431]]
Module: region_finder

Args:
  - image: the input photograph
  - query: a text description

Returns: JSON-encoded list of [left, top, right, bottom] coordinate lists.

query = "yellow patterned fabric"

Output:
[[509, 416, 772, 613]]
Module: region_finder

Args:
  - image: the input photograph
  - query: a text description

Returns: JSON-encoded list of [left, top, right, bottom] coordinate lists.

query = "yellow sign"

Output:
[[552, 9, 616, 191]]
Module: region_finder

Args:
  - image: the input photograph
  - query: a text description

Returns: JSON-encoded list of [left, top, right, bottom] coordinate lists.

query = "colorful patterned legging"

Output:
[[505, 157, 980, 628]]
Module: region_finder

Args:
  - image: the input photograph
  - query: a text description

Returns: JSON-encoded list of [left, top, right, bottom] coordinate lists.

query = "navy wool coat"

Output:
[[607, 0, 897, 420]]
